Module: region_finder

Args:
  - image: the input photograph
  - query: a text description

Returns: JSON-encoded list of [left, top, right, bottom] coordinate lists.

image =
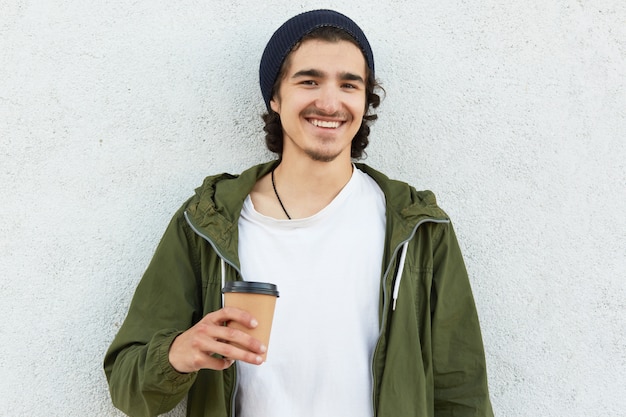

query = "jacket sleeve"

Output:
[[430, 222, 494, 416], [104, 208, 203, 417]]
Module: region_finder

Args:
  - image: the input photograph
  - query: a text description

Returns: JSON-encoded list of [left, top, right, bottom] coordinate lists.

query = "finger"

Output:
[[183, 323, 265, 365], [203, 307, 259, 329], [212, 324, 267, 355], [169, 333, 233, 373], [192, 321, 263, 353], [216, 340, 265, 365], [192, 328, 266, 367], [187, 352, 235, 371], [209, 357, 235, 370], [187, 336, 264, 366]]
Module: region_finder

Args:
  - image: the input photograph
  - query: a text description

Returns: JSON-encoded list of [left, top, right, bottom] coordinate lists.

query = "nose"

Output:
[[314, 85, 341, 114]]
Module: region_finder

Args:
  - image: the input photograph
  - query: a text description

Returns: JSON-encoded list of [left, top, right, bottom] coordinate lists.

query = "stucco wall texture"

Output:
[[1, 1, 624, 416]]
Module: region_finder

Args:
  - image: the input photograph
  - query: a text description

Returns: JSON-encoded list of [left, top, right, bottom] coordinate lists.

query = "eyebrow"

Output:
[[292, 69, 365, 84]]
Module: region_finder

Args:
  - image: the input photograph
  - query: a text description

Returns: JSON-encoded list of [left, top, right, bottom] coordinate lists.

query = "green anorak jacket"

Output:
[[104, 161, 494, 417]]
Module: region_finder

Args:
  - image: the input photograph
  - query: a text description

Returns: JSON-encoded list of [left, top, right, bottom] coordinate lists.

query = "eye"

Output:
[[300, 80, 318, 86], [342, 83, 357, 89]]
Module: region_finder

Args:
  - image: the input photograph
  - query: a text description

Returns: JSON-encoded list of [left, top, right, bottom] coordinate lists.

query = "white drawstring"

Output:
[[220, 258, 226, 307], [392, 241, 410, 311]]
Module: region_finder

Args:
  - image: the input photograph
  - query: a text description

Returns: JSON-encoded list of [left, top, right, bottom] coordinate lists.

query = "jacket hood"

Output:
[[355, 163, 448, 222], [186, 161, 277, 227]]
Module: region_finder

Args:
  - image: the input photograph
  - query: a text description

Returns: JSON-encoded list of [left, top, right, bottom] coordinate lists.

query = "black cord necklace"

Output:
[[271, 168, 292, 220]]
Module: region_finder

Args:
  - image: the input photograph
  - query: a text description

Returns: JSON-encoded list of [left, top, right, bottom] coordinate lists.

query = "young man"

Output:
[[104, 9, 494, 417]]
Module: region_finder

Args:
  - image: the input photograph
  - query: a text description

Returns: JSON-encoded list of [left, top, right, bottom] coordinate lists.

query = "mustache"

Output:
[[302, 107, 349, 120]]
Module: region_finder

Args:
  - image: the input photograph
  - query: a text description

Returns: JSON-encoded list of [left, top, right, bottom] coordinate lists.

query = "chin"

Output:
[[307, 153, 338, 163], [303, 146, 349, 163]]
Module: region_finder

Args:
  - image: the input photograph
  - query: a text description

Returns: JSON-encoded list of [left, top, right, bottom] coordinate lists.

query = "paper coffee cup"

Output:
[[222, 281, 279, 360]]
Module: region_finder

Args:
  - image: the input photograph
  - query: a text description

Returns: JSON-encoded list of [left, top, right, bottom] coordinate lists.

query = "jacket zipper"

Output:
[[183, 210, 241, 417], [370, 217, 449, 417], [184, 210, 242, 278]]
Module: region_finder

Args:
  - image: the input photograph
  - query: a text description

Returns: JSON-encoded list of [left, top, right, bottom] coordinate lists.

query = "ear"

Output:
[[270, 98, 280, 114]]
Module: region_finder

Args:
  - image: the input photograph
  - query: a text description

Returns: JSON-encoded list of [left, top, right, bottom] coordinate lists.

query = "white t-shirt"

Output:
[[236, 167, 386, 417]]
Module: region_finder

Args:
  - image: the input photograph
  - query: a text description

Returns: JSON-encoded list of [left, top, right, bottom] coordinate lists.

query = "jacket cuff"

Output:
[[157, 330, 197, 384]]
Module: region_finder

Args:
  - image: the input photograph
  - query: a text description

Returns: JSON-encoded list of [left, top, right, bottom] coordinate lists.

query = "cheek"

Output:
[[351, 96, 367, 119]]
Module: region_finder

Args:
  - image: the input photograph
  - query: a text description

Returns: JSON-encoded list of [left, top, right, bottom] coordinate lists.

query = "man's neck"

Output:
[[275, 156, 353, 198], [249, 156, 354, 220]]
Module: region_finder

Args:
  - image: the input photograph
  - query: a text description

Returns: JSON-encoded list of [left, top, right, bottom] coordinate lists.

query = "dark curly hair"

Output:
[[262, 26, 383, 160]]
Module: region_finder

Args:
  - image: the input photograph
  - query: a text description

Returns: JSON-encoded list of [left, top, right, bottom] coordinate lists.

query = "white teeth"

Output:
[[311, 119, 341, 128]]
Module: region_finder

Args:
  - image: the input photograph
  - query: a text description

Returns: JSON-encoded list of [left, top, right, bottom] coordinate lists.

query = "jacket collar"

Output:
[[184, 160, 448, 270]]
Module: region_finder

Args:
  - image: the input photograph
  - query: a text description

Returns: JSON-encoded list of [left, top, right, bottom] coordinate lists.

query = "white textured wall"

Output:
[[1, 1, 624, 416]]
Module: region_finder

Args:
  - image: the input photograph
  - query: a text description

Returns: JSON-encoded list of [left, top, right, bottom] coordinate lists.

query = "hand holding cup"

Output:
[[168, 306, 267, 373]]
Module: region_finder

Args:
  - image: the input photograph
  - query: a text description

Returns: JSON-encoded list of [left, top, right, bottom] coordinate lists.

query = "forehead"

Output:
[[282, 39, 367, 76]]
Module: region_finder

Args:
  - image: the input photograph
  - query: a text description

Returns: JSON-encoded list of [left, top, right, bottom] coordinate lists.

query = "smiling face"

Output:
[[270, 39, 368, 163]]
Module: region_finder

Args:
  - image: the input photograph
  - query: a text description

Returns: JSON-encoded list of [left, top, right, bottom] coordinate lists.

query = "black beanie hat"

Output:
[[259, 9, 375, 110]]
